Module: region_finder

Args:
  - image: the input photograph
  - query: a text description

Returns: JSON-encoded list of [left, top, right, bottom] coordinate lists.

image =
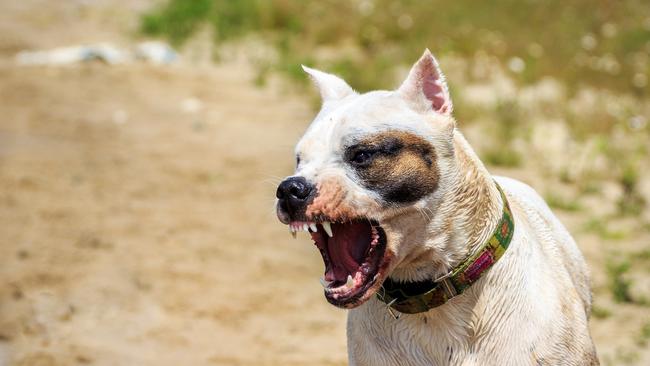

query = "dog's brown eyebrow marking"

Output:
[[345, 130, 439, 204]]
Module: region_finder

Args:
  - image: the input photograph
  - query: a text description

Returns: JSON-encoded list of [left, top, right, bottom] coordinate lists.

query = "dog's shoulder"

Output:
[[493, 175, 567, 232], [494, 175, 593, 313], [493, 176, 549, 212]]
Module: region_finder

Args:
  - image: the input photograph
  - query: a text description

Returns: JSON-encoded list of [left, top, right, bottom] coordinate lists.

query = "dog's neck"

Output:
[[388, 129, 503, 282], [447, 130, 503, 264]]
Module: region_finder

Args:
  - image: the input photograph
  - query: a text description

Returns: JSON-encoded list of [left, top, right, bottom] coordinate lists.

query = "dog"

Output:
[[275, 50, 598, 365]]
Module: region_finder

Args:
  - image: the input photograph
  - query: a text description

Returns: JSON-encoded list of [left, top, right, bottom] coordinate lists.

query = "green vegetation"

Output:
[[618, 162, 646, 216], [591, 304, 612, 319], [141, 0, 213, 45], [584, 218, 628, 240], [140, 0, 650, 97], [633, 249, 650, 261], [545, 192, 582, 212], [482, 148, 521, 167], [606, 259, 633, 303], [636, 323, 650, 346], [613, 347, 640, 365], [481, 100, 523, 167], [602, 252, 650, 307]]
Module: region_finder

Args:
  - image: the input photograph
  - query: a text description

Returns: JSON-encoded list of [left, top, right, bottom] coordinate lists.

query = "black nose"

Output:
[[276, 177, 314, 218], [277, 176, 313, 201]]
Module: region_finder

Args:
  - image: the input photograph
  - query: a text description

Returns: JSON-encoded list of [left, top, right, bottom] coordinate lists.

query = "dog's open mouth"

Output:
[[290, 219, 389, 308]]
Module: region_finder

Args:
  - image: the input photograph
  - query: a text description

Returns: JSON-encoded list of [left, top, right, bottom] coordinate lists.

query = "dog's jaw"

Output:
[[283, 216, 396, 308], [314, 222, 394, 308]]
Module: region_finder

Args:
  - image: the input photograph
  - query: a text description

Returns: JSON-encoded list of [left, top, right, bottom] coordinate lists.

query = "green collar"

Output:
[[377, 183, 514, 317]]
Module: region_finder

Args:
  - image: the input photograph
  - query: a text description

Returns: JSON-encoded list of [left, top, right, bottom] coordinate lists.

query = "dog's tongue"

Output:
[[326, 222, 371, 282]]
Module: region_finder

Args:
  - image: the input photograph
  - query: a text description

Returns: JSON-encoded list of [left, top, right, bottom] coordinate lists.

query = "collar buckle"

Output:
[[385, 298, 401, 320], [434, 272, 458, 298], [378, 286, 402, 320]]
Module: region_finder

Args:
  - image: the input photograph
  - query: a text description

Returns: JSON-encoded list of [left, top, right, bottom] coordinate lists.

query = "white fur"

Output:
[[293, 51, 597, 365]]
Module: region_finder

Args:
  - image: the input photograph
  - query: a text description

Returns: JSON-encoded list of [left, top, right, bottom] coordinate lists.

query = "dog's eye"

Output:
[[350, 150, 375, 166]]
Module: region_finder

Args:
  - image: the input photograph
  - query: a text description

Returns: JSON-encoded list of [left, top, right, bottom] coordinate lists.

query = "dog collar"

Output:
[[377, 182, 514, 317]]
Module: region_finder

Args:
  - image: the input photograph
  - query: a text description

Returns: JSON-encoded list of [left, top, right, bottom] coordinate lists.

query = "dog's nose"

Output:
[[277, 176, 313, 201], [276, 177, 315, 218]]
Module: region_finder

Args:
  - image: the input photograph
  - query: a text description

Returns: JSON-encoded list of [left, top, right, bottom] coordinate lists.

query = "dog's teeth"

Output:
[[346, 275, 354, 288], [319, 277, 332, 288], [290, 227, 296, 239], [322, 222, 333, 237], [309, 223, 317, 232], [303, 223, 309, 232]]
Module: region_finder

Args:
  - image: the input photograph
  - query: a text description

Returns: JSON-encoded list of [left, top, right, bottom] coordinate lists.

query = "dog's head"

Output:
[[276, 50, 458, 308]]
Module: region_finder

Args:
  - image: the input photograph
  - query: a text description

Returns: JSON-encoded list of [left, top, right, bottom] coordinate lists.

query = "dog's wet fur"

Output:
[[276, 50, 598, 365]]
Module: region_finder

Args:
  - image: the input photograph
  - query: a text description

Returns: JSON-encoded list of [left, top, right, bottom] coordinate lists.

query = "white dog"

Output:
[[275, 50, 598, 365]]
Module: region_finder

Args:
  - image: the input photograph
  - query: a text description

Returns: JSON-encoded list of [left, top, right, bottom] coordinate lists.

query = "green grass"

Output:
[[584, 218, 628, 240], [141, 0, 213, 45], [140, 0, 650, 101], [482, 148, 522, 167], [481, 100, 524, 167], [618, 162, 647, 216], [545, 192, 582, 212], [603, 253, 650, 306], [591, 304, 612, 319], [636, 323, 650, 346], [634, 249, 650, 261], [606, 259, 633, 303], [614, 347, 640, 365]]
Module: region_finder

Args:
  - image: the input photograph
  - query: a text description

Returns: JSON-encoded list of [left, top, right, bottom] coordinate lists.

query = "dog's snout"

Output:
[[276, 177, 315, 220]]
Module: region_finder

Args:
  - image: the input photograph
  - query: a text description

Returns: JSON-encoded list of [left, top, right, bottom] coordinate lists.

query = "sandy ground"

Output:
[[0, 1, 649, 365]]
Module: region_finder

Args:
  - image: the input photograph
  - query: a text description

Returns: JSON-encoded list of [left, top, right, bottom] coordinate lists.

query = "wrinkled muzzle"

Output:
[[276, 176, 394, 308]]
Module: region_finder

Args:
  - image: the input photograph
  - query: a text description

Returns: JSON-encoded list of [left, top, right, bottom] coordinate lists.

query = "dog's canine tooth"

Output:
[[319, 277, 332, 288], [322, 222, 333, 237], [303, 223, 309, 232], [309, 223, 317, 232], [346, 275, 354, 288]]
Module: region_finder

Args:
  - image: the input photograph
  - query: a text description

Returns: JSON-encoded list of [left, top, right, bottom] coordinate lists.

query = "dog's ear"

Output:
[[302, 65, 356, 102], [398, 49, 452, 116]]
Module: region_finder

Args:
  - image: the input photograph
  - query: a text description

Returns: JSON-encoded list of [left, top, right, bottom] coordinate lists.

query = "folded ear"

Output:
[[302, 65, 356, 102], [398, 49, 452, 116]]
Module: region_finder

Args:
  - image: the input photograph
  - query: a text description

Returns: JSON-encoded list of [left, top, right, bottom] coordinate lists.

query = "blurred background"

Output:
[[0, 0, 649, 365]]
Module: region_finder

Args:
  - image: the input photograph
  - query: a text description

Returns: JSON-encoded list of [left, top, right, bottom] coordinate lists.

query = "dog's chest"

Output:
[[347, 299, 476, 366]]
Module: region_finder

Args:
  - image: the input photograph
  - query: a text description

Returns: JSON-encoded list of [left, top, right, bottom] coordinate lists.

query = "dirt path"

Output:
[[0, 60, 351, 365], [0, 2, 347, 365], [0, 1, 648, 366]]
